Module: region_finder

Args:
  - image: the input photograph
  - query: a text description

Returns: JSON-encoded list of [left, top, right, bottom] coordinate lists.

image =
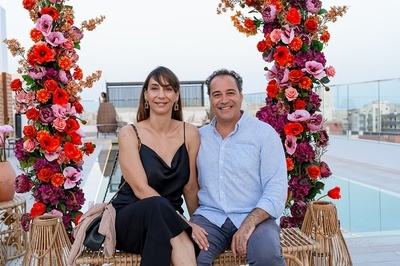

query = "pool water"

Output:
[[323, 176, 400, 235]]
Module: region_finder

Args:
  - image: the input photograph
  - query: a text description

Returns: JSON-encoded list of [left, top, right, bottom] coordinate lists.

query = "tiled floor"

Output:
[[4, 130, 400, 265]]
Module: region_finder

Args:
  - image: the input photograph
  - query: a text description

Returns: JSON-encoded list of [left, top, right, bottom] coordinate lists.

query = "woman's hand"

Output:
[[188, 221, 209, 251]]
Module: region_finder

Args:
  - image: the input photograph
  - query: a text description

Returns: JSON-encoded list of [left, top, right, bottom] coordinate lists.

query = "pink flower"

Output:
[[285, 135, 297, 155], [280, 25, 294, 44], [53, 117, 67, 132], [52, 103, 77, 119], [284, 87, 299, 101], [63, 166, 82, 189], [306, 0, 322, 14], [45, 31, 67, 46], [303, 60, 326, 79], [23, 139, 37, 153], [325, 65, 336, 77], [270, 29, 281, 43], [36, 14, 53, 36], [45, 147, 62, 162], [262, 5, 277, 23], [287, 110, 310, 122], [47, 209, 63, 217], [308, 113, 323, 132]]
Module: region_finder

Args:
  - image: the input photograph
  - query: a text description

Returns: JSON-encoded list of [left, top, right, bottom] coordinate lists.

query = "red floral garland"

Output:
[[217, 0, 347, 228], [4, 0, 104, 240]]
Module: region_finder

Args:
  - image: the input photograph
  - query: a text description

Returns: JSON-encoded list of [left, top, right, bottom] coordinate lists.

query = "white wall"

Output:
[[326, 136, 400, 172]]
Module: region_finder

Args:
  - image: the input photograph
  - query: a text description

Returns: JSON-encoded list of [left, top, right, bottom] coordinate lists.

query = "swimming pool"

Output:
[[323, 176, 400, 235]]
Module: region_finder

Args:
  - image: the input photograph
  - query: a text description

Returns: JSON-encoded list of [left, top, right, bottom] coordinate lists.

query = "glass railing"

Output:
[[243, 78, 400, 143]]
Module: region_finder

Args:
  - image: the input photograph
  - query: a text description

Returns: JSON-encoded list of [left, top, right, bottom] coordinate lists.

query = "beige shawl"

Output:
[[67, 203, 116, 266]]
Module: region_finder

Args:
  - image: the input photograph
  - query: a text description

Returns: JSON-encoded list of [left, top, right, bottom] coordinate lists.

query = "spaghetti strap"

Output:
[[130, 124, 141, 150], [183, 122, 186, 143]]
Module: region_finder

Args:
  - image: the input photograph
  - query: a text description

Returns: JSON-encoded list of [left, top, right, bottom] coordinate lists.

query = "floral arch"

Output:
[[217, 0, 347, 227]]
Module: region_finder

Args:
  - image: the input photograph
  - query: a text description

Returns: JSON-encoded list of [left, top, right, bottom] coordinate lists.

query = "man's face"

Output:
[[209, 75, 243, 124]]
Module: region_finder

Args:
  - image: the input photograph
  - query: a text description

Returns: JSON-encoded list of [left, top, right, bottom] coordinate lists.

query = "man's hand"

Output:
[[231, 208, 270, 257], [231, 220, 255, 257]]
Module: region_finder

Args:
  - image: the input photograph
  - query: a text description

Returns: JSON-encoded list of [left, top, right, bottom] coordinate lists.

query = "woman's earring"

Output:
[[145, 100, 149, 109], [174, 101, 179, 111]]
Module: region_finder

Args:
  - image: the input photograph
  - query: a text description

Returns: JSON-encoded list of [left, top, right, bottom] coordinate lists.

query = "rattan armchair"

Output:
[[96, 102, 119, 138]]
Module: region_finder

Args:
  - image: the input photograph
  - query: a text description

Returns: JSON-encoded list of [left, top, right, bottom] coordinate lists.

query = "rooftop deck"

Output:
[[4, 128, 400, 265]]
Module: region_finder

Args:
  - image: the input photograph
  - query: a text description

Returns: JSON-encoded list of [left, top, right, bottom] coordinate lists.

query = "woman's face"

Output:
[[144, 77, 179, 114]]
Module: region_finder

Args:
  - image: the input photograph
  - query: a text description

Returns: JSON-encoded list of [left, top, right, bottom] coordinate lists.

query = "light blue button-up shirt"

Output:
[[194, 112, 287, 229]]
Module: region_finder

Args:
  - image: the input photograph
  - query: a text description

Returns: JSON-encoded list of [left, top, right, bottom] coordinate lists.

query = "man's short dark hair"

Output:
[[205, 69, 243, 95]]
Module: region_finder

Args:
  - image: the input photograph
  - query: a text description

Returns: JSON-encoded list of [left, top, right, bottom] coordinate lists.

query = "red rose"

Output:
[[293, 99, 306, 110], [306, 165, 321, 179], [10, 79, 22, 91], [304, 17, 318, 33], [74, 214, 82, 225], [286, 7, 301, 25], [327, 186, 341, 199], [26, 108, 40, 121], [22, 0, 36, 10], [257, 40, 269, 52], [37, 168, 54, 183], [30, 202, 46, 218], [289, 69, 304, 83], [266, 80, 279, 98], [23, 125, 37, 139]]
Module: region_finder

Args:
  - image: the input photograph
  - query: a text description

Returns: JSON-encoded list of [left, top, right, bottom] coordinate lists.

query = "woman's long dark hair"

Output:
[[136, 66, 183, 122]]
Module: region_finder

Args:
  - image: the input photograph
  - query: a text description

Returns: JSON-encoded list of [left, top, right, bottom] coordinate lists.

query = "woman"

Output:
[[112, 66, 204, 265]]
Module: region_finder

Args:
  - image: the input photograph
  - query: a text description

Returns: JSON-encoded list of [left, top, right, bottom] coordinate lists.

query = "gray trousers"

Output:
[[190, 215, 286, 266]]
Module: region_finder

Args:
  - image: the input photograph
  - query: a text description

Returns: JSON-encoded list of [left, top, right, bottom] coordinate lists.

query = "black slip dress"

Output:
[[112, 123, 194, 266]]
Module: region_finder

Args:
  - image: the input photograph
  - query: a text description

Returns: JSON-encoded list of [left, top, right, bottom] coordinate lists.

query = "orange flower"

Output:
[[30, 28, 43, 42], [289, 69, 304, 83], [38, 132, 61, 152], [51, 173, 65, 187], [306, 165, 321, 179], [44, 79, 59, 92], [26, 108, 40, 121], [298, 76, 312, 90], [243, 17, 256, 30], [266, 80, 279, 98], [273, 46, 291, 67], [286, 158, 294, 171], [73, 66, 83, 80], [286, 7, 301, 25], [327, 186, 341, 199], [52, 88, 69, 105], [64, 142, 83, 162], [10, 79, 23, 91], [58, 56, 73, 70], [37, 168, 54, 183], [267, 0, 283, 12], [320, 30, 330, 43], [23, 125, 37, 139], [30, 202, 46, 218], [36, 89, 52, 103], [27, 42, 55, 65], [283, 122, 304, 136], [304, 17, 318, 33], [289, 36, 303, 51]]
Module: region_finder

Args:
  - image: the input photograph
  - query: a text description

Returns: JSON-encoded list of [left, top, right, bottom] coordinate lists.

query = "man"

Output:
[[190, 69, 287, 265]]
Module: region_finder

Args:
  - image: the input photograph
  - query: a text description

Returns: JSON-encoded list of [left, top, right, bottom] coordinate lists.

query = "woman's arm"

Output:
[[182, 123, 200, 216], [118, 125, 159, 199]]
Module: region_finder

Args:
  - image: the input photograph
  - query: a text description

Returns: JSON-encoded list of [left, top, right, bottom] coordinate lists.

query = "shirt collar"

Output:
[[211, 110, 247, 135]]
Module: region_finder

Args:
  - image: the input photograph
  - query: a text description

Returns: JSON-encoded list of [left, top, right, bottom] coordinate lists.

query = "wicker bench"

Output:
[[75, 227, 319, 266]]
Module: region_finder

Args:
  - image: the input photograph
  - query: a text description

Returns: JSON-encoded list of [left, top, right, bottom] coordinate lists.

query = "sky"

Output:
[[0, 0, 400, 101]]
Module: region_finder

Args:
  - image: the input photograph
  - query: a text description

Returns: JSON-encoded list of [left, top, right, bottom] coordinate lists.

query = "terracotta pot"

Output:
[[0, 161, 16, 202]]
